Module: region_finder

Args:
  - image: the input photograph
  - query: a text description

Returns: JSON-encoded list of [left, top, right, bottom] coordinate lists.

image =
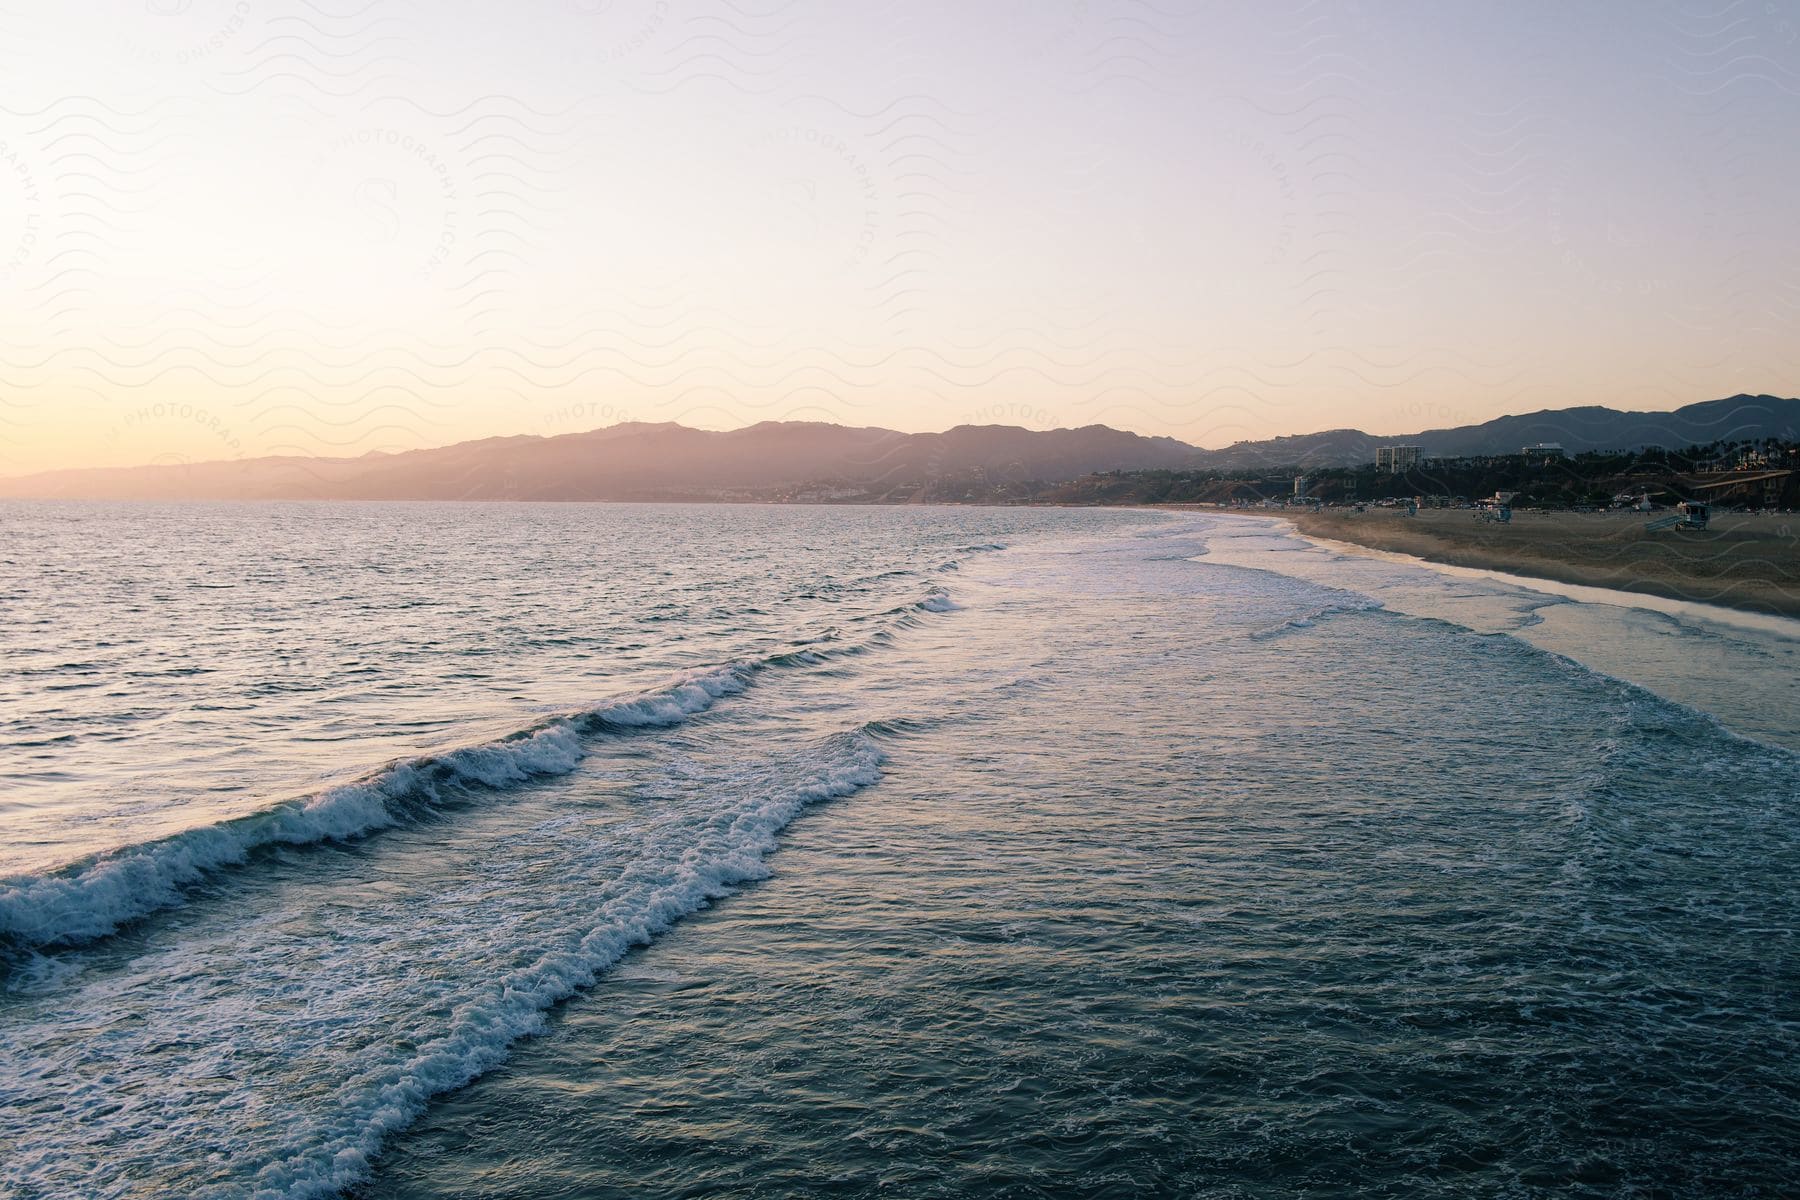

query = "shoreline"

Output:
[[1210, 507, 1800, 621]]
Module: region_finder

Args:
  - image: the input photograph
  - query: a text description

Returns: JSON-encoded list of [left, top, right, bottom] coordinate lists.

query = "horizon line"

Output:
[[5, 391, 1791, 482]]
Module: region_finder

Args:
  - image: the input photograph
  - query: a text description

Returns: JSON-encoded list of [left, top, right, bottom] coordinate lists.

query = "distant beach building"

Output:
[[1375, 445, 1421, 473], [1522, 443, 1568, 459]]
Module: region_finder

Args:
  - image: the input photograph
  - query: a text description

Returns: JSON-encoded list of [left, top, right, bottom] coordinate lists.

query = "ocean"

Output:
[[1, 503, 1796, 1199]]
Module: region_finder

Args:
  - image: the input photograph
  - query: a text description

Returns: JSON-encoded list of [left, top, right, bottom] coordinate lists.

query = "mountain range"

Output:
[[1193, 394, 1800, 470], [3, 394, 1794, 501]]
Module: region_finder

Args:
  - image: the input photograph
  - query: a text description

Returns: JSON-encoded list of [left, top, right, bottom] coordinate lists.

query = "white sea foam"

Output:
[[237, 730, 885, 1200], [0, 725, 890, 1200], [1185, 511, 1800, 752], [0, 667, 750, 953], [0, 578, 969, 958]]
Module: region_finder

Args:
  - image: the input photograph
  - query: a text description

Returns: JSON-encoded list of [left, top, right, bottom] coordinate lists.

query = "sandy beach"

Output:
[[1266, 508, 1800, 618]]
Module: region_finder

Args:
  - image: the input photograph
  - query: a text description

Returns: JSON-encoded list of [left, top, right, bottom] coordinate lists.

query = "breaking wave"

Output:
[[245, 728, 888, 1200], [0, 667, 748, 954], [0, 585, 966, 957]]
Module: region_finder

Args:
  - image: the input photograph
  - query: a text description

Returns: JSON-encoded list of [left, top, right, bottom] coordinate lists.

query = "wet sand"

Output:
[[1280, 509, 1800, 618]]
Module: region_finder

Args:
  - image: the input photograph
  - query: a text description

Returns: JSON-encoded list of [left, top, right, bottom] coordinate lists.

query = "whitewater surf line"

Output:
[[0, 588, 965, 957], [242, 728, 891, 1200], [1274, 519, 1800, 640], [0, 724, 897, 1200]]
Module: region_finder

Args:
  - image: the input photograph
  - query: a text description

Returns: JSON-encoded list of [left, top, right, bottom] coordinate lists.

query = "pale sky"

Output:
[[1, 0, 1796, 473]]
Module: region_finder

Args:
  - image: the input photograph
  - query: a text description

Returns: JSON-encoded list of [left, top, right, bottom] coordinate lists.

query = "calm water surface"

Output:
[[1, 503, 1795, 1199]]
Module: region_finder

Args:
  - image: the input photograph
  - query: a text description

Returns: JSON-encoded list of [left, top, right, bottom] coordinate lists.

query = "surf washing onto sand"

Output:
[[3, 503, 1795, 1199]]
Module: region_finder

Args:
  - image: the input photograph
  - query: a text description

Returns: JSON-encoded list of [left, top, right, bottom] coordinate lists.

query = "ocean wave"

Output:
[[1247, 597, 1384, 641], [0, 667, 748, 955], [858, 715, 943, 739], [918, 589, 961, 613], [0, 726, 893, 1200], [1, 583, 966, 957], [244, 728, 887, 1200]]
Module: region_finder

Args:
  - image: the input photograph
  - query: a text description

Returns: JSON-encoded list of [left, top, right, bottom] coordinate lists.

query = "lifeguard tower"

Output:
[[1473, 492, 1513, 524], [1645, 501, 1710, 532]]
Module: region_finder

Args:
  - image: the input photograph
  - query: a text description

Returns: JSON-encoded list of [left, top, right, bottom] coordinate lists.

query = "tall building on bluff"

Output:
[[1375, 445, 1421, 473]]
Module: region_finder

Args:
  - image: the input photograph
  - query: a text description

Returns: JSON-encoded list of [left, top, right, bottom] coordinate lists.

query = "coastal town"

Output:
[[776, 435, 1800, 514]]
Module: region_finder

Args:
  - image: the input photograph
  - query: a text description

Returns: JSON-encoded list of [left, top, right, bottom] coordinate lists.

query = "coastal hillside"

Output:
[[0, 421, 1199, 501], [1195, 394, 1800, 469], [4, 395, 1794, 500]]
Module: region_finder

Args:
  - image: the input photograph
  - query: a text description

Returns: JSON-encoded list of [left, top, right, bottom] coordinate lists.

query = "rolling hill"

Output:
[[0, 421, 1200, 501], [2, 395, 1793, 499]]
